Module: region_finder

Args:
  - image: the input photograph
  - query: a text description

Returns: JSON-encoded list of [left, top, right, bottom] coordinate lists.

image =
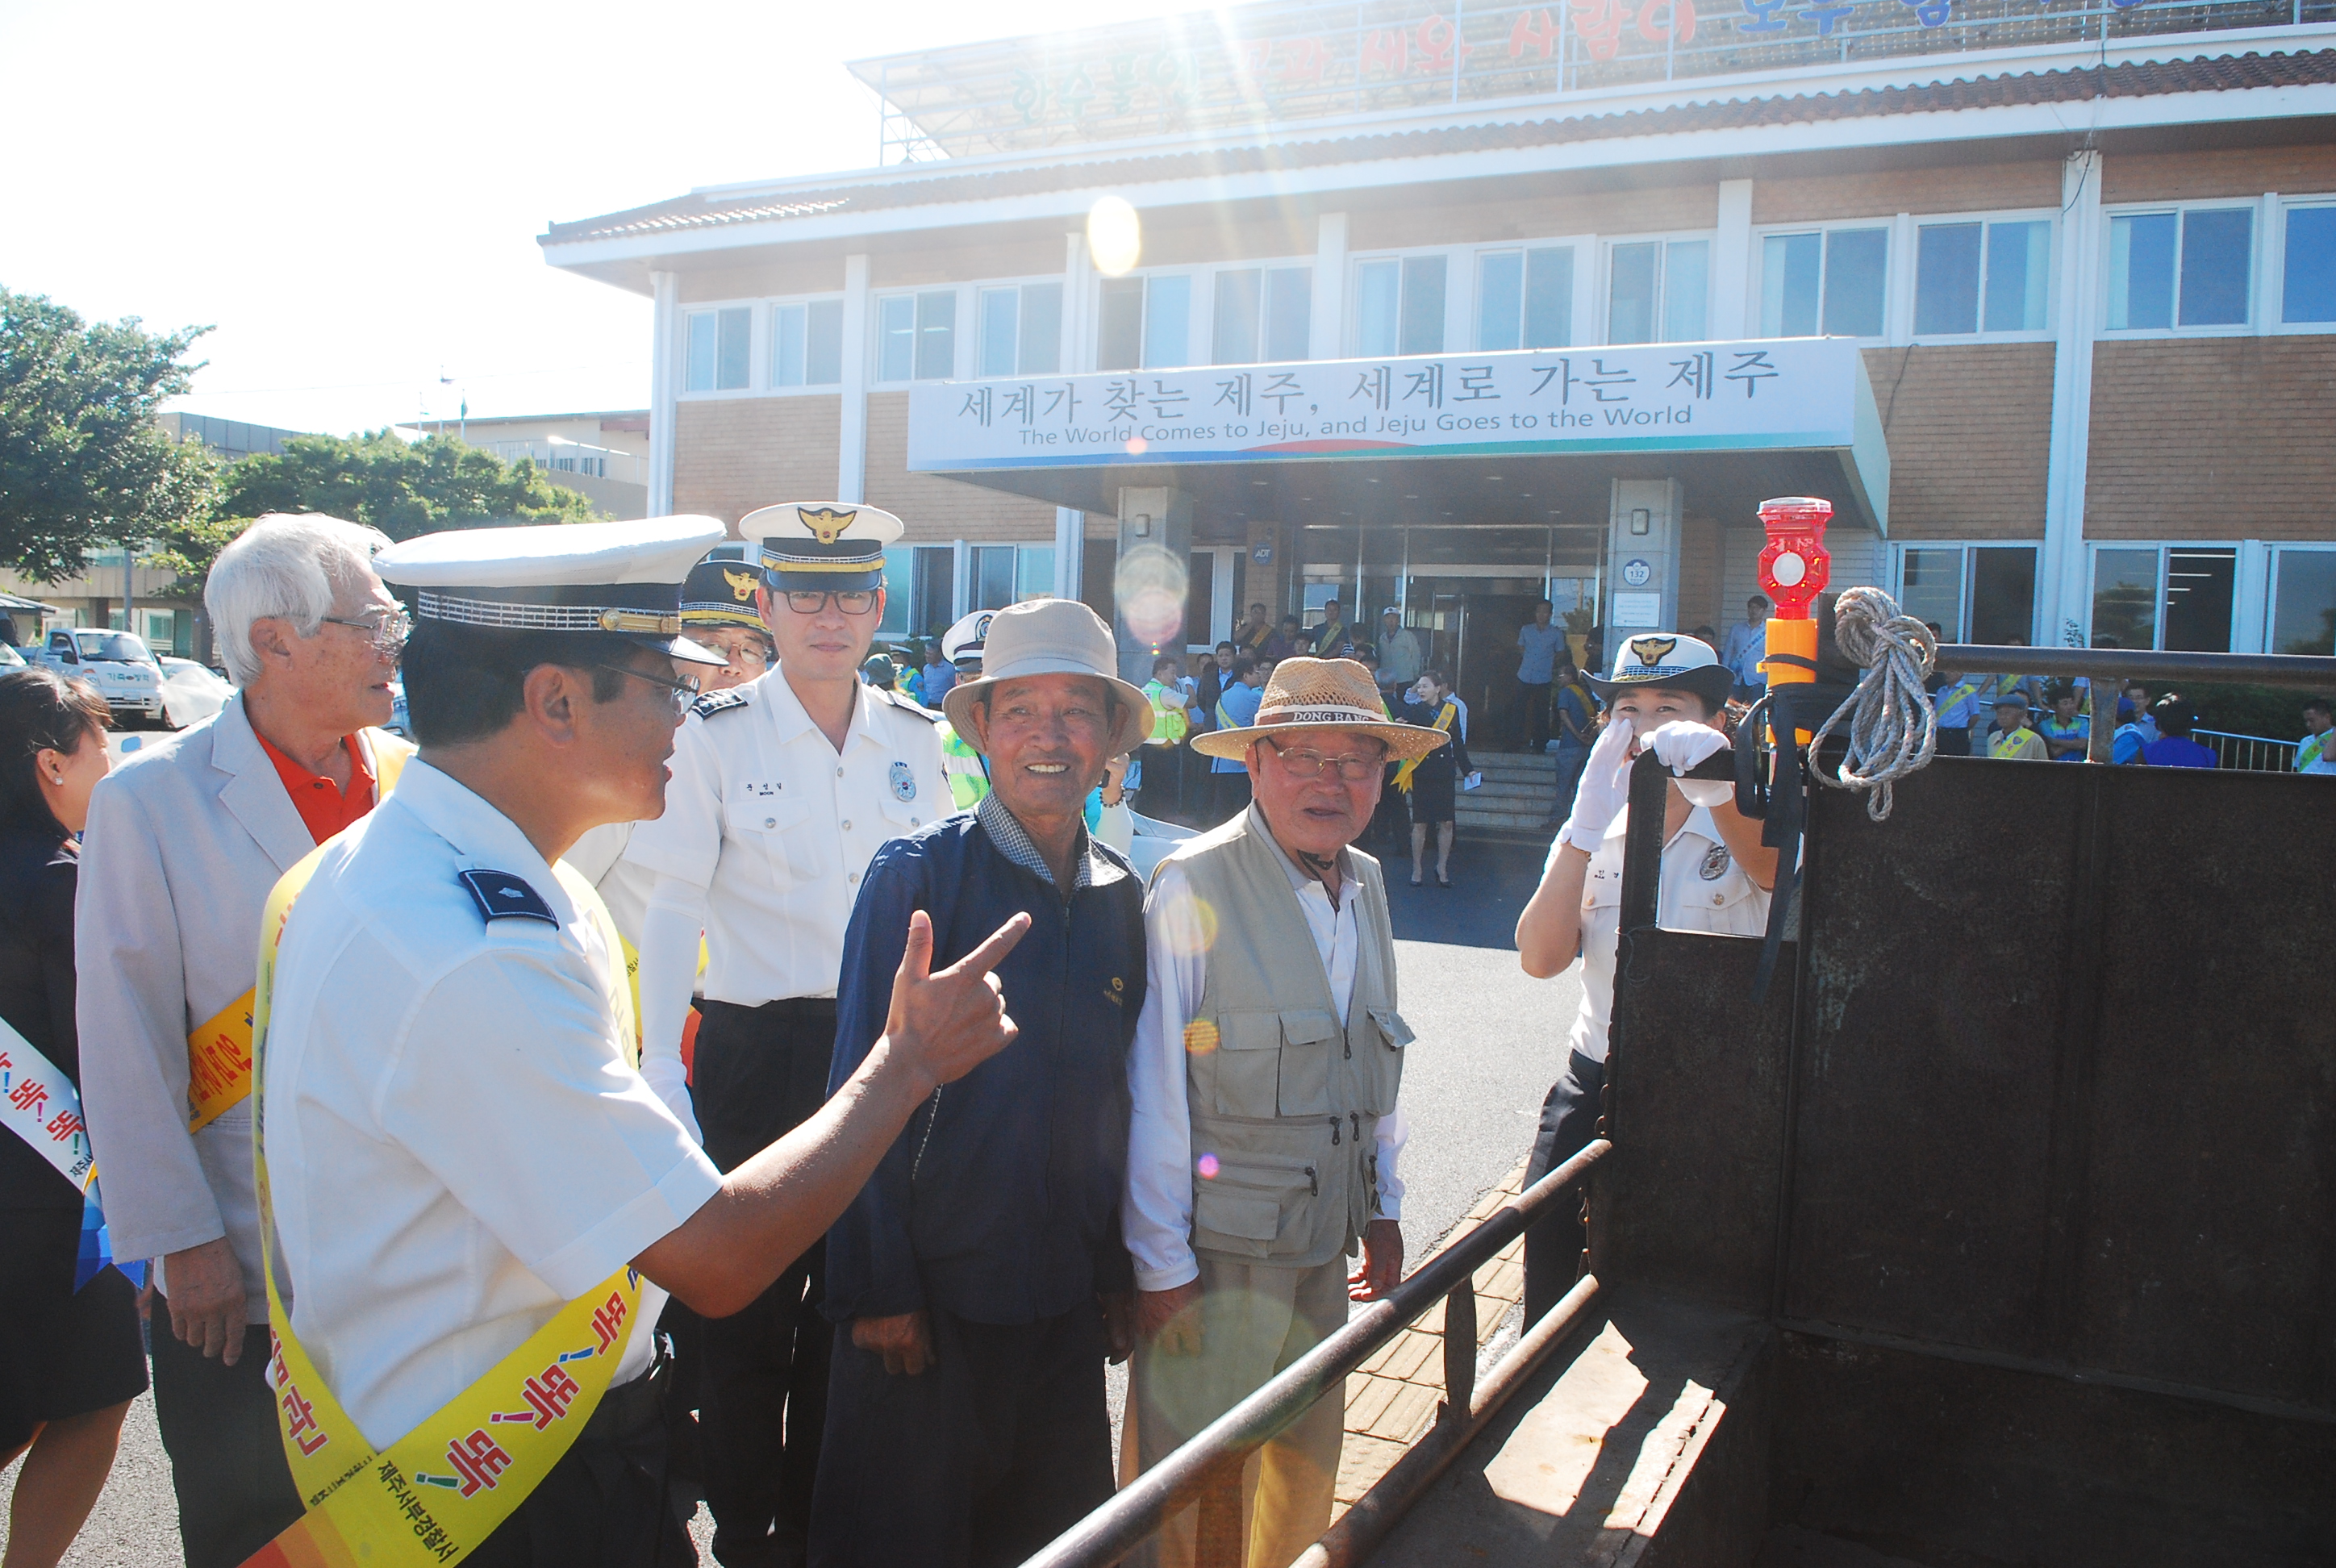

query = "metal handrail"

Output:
[[1937, 646, 2336, 691], [1024, 1139, 1613, 1568]]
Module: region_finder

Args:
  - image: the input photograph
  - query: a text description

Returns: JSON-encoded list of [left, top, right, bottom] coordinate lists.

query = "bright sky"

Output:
[[0, 0, 1201, 437]]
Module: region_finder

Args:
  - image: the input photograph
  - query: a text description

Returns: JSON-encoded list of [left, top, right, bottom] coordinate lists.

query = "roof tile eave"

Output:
[[541, 48, 2336, 246]]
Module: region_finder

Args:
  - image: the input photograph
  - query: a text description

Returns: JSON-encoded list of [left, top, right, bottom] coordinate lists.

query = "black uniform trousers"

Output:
[[807, 1303, 1113, 1568], [148, 1314, 303, 1568], [1520, 1049, 1605, 1328], [690, 997, 840, 1568], [469, 1362, 694, 1568]]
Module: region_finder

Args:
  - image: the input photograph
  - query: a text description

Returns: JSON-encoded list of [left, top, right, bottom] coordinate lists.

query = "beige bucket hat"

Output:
[[1192, 656, 1450, 763], [941, 598, 1155, 757]]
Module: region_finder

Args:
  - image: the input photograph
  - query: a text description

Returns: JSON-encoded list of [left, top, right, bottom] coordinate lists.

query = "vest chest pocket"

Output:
[[1208, 1009, 1340, 1118], [1354, 1007, 1412, 1116]]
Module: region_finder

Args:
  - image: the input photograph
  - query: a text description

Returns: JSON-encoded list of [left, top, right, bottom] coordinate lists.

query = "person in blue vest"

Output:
[[815, 598, 1153, 1568], [2037, 683, 2090, 761], [2141, 695, 2218, 769]]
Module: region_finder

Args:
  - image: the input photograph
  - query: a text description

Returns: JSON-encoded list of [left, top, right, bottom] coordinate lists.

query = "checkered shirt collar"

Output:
[[976, 791, 1120, 890]]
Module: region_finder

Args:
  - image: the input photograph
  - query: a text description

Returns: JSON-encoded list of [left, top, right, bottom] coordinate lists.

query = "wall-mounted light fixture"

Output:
[[1629, 508, 1651, 536]]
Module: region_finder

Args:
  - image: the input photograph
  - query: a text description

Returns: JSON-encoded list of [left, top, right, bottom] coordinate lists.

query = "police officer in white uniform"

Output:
[[1513, 634, 1779, 1324], [619, 501, 946, 1568], [261, 515, 1028, 1566]]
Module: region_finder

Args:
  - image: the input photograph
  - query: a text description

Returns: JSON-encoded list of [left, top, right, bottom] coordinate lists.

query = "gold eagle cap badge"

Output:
[[1629, 636, 1679, 666], [721, 566, 760, 602], [798, 506, 859, 545]]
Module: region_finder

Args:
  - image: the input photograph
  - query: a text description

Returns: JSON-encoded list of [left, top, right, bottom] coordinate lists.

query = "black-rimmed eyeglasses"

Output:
[[595, 665, 703, 715], [779, 590, 878, 616]]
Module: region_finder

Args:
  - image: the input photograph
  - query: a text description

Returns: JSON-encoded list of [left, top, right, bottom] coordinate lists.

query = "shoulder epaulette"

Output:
[[457, 868, 558, 926], [692, 687, 753, 720], [879, 686, 942, 724]]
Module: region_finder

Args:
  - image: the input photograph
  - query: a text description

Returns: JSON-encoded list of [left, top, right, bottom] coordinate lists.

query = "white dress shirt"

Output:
[[262, 761, 722, 1448], [1124, 839, 1411, 1293], [619, 668, 946, 1104], [1562, 801, 1770, 1067]]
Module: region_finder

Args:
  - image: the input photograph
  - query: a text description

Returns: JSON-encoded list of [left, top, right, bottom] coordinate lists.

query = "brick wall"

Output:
[[1863, 342, 2054, 540], [2103, 144, 2336, 203], [862, 392, 1062, 544], [2084, 338, 2336, 540], [672, 396, 844, 528], [1752, 161, 2059, 223], [1349, 180, 1718, 248]]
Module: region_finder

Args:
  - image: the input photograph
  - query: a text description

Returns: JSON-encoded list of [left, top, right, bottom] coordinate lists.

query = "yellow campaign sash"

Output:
[[244, 836, 645, 1568], [186, 732, 412, 1133], [1392, 701, 1456, 793]]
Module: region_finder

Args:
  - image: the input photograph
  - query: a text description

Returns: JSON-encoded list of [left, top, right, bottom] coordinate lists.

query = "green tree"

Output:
[[0, 289, 220, 580], [216, 429, 604, 542]]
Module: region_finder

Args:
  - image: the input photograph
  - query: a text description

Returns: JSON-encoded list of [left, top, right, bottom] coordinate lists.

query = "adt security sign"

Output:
[[1621, 558, 1654, 587]]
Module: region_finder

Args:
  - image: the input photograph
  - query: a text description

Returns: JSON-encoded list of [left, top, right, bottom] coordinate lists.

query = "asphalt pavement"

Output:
[[10, 824, 1571, 1566]]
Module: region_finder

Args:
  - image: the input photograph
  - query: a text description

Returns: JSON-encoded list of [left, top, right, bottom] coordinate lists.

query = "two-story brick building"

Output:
[[541, 0, 2336, 728]]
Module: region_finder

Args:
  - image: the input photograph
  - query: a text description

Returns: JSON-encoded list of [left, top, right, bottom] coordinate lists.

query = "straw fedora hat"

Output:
[[941, 598, 1154, 757], [1193, 657, 1450, 763]]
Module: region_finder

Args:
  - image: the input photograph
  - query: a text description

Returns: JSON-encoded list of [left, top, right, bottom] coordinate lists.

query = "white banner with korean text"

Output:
[[907, 337, 1885, 507]]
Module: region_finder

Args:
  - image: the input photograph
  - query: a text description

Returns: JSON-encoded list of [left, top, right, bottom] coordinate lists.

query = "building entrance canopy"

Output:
[[907, 336, 1888, 536]]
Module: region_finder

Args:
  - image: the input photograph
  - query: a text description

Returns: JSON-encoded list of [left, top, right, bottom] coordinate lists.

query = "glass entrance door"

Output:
[[1403, 575, 1559, 749]]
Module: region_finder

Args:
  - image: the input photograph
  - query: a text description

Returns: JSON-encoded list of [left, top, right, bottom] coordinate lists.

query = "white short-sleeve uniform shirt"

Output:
[[261, 761, 724, 1449], [619, 669, 947, 1010], [1563, 801, 1770, 1067]]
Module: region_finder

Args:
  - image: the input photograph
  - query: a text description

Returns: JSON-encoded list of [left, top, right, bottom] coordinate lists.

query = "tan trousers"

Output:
[[1125, 1255, 1349, 1568]]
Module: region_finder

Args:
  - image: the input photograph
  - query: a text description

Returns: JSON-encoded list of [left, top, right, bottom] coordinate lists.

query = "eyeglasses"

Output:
[[703, 635, 774, 668], [1265, 740, 1387, 782], [594, 664, 703, 715], [321, 609, 413, 655], [779, 590, 878, 616]]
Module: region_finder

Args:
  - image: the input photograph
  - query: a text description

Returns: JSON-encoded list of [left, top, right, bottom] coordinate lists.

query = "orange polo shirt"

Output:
[[257, 732, 378, 846]]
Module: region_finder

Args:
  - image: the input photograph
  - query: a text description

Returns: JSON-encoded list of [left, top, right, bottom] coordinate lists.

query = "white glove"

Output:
[[1647, 720, 1734, 808], [1558, 719, 1634, 854], [639, 1053, 703, 1146]]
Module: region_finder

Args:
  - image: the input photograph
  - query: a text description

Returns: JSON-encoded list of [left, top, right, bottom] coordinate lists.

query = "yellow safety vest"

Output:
[[245, 840, 645, 1568], [186, 732, 413, 1133]]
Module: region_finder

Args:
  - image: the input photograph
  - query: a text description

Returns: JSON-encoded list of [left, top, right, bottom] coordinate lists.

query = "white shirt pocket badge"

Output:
[[889, 760, 917, 802]]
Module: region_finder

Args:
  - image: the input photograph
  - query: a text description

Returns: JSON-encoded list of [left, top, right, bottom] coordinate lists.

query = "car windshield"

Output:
[[73, 632, 152, 662]]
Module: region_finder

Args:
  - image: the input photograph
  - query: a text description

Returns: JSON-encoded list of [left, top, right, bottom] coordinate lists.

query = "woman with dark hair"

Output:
[[1394, 668, 1474, 887], [0, 667, 143, 1568]]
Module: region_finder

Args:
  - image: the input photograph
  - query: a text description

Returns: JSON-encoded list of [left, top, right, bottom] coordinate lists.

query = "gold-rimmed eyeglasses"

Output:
[[1263, 739, 1388, 782], [321, 609, 414, 657]]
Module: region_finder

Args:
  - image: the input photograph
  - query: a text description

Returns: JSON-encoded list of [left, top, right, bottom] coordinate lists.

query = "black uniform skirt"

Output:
[[0, 1206, 148, 1449], [1404, 755, 1458, 827]]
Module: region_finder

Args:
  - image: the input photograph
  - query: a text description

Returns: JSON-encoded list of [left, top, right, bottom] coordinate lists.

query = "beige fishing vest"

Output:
[[1174, 807, 1412, 1270]]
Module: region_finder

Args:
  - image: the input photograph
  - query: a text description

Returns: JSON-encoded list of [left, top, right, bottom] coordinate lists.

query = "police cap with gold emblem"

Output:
[[743, 500, 903, 593], [682, 553, 769, 631], [376, 514, 728, 665], [1587, 632, 1733, 705]]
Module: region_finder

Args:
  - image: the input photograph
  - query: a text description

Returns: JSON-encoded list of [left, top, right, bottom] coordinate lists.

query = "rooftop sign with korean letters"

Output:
[[907, 337, 1890, 528]]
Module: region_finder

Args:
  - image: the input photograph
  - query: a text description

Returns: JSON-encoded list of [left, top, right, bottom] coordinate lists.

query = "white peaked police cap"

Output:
[[375, 515, 729, 665]]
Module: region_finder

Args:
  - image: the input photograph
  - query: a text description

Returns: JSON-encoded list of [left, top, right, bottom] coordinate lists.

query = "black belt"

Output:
[[697, 996, 837, 1024]]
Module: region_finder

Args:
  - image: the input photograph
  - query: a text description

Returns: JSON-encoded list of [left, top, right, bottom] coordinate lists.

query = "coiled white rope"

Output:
[[1806, 586, 1939, 821]]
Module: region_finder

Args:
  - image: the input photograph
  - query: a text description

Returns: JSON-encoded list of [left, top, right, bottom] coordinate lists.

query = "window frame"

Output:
[[1750, 215, 1895, 344], [1888, 540, 2042, 644], [2084, 540, 2247, 653], [2270, 194, 2336, 335], [2097, 200, 2259, 339], [679, 301, 758, 398], [767, 293, 847, 392], [1471, 239, 1586, 353], [1903, 207, 2059, 344], [1348, 241, 1466, 358], [2264, 543, 2336, 655], [1091, 257, 1316, 373], [1598, 229, 1716, 348], [974, 277, 1068, 380]]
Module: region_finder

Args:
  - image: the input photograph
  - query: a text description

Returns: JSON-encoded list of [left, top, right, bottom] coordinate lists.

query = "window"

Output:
[[1608, 239, 1708, 345], [1016, 545, 1056, 601], [878, 291, 957, 382], [911, 545, 957, 634], [685, 307, 751, 392], [771, 299, 844, 387], [977, 282, 1063, 377], [1212, 267, 1312, 364], [1760, 227, 1887, 338], [1478, 247, 1575, 350], [877, 547, 914, 636], [2089, 544, 2238, 651], [2281, 205, 2336, 324], [2107, 208, 2252, 330], [1894, 544, 2037, 644], [2268, 547, 2336, 655], [1095, 276, 1191, 371], [1913, 219, 2051, 336], [1355, 255, 1447, 357], [970, 546, 1016, 611]]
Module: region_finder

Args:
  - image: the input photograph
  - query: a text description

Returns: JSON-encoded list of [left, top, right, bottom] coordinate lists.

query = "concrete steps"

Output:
[[1458, 750, 1564, 836]]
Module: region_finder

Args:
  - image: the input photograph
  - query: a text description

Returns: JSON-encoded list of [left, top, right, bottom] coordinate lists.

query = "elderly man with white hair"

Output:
[[77, 512, 412, 1568]]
